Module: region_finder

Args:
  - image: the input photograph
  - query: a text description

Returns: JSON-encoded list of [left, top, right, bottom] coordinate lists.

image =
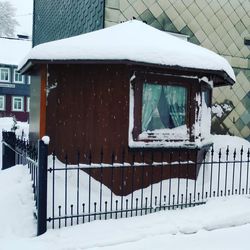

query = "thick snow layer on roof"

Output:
[[19, 20, 235, 81], [0, 38, 31, 66]]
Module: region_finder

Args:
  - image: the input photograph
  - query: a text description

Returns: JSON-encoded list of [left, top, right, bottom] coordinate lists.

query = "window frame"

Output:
[[27, 75, 31, 84], [26, 97, 30, 112], [0, 67, 10, 82], [12, 96, 24, 112], [130, 72, 198, 146], [0, 95, 6, 111], [13, 69, 24, 84]]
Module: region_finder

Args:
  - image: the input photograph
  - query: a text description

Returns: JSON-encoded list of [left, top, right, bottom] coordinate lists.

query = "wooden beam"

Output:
[[39, 65, 47, 138]]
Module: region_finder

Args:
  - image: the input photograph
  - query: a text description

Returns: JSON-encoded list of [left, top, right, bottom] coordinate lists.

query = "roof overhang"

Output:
[[19, 59, 235, 87]]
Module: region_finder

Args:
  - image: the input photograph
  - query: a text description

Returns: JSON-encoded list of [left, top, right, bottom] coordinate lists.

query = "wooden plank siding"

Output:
[[46, 64, 130, 163], [45, 63, 211, 194]]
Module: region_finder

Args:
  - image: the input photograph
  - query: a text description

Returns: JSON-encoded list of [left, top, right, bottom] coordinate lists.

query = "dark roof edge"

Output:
[[19, 59, 235, 86]]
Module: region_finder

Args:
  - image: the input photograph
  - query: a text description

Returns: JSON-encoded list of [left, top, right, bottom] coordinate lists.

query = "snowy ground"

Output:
[[1, 117, 250, 249]]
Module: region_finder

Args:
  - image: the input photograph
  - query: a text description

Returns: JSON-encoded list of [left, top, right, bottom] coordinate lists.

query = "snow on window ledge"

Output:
[[128, 138, 213, 149], [138, 125, 189, 141]]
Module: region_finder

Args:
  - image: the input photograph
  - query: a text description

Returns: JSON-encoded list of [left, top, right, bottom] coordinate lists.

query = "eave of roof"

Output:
[[19, 59, 235, 86]]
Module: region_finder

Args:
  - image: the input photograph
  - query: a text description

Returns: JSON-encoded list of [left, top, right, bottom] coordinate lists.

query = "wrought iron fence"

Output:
[[2, 131, 38, 199], [2, 131, 250, 234], [47, 146, 250, 229]]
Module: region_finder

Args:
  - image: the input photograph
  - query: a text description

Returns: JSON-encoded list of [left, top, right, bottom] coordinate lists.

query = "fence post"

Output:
[[2, 131, 16, 170], [37, 139, 48, 236]]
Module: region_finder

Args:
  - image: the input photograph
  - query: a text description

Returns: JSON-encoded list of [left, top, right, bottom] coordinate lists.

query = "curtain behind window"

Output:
[[142, 83, 187, 132]]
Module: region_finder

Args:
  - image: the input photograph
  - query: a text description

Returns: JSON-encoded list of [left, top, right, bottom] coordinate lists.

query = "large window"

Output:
[[0, 68, 10, 82], [13, 69, 24, 83], [0, 95, 5, 111], [12, 96, 24, 112]]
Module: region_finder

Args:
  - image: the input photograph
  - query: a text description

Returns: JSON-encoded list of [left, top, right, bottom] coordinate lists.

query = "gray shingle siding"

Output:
[[33, 0, 105, 46]]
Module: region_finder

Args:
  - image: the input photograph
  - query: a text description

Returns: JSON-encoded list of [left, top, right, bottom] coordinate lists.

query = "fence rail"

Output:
[[2, 131, 250, 235], [47, 146, 250, 230]]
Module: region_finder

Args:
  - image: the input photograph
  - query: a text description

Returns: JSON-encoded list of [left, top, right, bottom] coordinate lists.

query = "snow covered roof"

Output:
[[18, 20, 235, 84], [0, 37, 31, 66]]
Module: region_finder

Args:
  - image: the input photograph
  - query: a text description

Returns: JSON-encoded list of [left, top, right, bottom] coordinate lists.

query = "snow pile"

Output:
[[0, 117, 29, 167], [212, 103, 233, 118], [0, 38, 31, 65], [2, 196, 250, 250], [35, 197, 250, 246], [138, 125, 189, 141], [0, 165, 36, 238], [19, 20, 235, 82], [211, 134, 250, 152], [42, 136, 50, 145], [0, 117, 29, 138]]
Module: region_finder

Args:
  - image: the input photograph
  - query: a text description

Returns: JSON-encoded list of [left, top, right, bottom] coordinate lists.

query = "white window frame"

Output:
[[0, 95, 6, 111], [0, 67, 10, 82], [27, 75, 31, 84], [12, 96, 24, 112], [13, 69, 24, 84], [26, 97, 30, 112]]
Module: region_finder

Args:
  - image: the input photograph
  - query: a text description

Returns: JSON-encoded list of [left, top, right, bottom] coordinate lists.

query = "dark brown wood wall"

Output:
[[45, 63, 213, 194], [46, 64, 130, 163], [46, 63, 211, 163]]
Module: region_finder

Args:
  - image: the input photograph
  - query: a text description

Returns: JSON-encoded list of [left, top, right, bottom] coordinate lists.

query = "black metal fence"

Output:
[[2, 131, 250, 235], [46, 145, 250, 230]]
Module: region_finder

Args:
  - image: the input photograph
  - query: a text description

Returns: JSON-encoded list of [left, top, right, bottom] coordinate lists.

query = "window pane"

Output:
[[203, 89, 211, 107], [13, 97, 23, 111], [142, 83, 187, 132], [0, 68, 9, 81], [0, 96, 4, 110], [14, 70, 23, 83]]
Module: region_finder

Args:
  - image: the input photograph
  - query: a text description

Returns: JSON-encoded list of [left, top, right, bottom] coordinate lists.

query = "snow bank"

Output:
[[211, 134, 250, 152], [2, 196, 250, 250], [0, 38, 31, 65], [0, 117, 29, 168], [19, 20, 235, 82], [0, 165, 36, 238]]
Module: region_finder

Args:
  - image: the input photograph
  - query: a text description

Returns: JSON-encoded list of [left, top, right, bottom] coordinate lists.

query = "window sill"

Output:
[[12, 110, 24, 112], [129, 137, 213, 149], [138, 125, 189, 141]]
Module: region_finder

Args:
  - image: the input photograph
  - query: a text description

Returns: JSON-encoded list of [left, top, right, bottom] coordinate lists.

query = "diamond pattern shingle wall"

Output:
[[105, 0, 250, 140], [33, 0, 104, 46]]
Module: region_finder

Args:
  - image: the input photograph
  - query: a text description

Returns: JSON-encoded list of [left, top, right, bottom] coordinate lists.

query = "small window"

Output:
[[27, 97, 30, 112], [12, 96, 24, 112], [0, 68, 10, 82], [13, 69, 24, 83], [142, 83, 187, 132], [0, 95, 6, 111]]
